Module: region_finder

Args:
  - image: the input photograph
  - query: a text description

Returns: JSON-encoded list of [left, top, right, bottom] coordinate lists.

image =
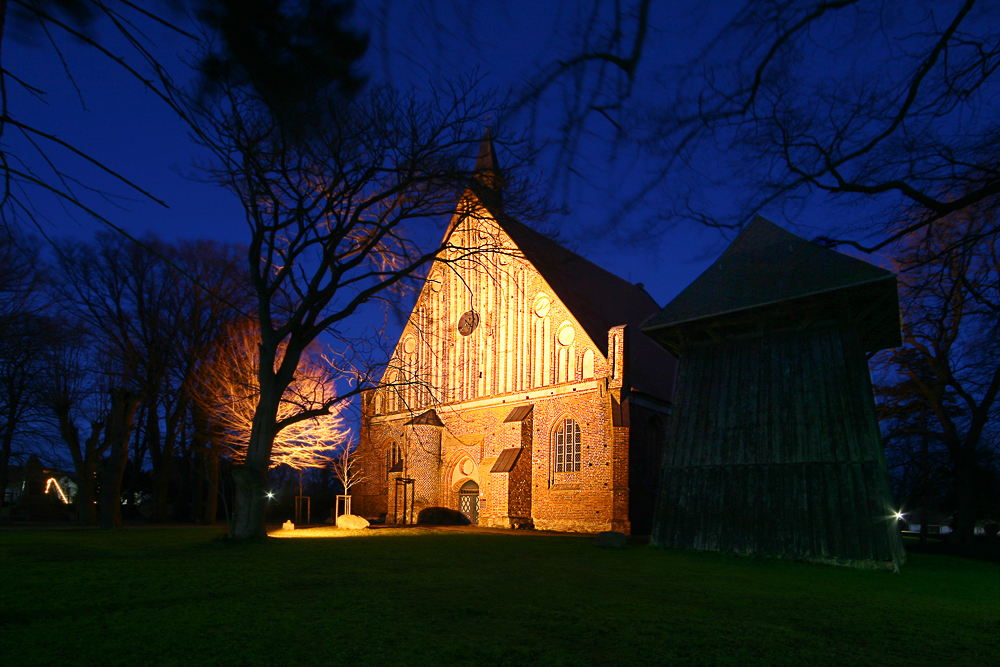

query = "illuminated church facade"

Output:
[[352, 137, 676, 534]]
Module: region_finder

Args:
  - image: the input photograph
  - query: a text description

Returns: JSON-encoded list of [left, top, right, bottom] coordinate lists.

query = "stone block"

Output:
[[336, 514, 371, 530]]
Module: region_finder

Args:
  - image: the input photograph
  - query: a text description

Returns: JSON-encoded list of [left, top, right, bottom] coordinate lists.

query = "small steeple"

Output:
[[474, 127, 501, 175], [472, 128, 503, 206]]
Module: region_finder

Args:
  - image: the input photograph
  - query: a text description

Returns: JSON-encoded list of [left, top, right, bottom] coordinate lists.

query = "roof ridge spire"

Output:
[[474, 127, 501, 174]]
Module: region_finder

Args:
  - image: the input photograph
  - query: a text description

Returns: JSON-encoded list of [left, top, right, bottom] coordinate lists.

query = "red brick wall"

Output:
[[348, 209, 676, 533]]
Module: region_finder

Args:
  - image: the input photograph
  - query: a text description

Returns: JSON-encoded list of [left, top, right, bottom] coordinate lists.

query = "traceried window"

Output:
[[385, 442, 403, 478], [554, 418, 582, 473]]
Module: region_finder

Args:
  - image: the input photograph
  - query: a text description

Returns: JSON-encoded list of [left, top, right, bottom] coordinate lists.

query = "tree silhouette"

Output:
[[874, 203, 999, 543]]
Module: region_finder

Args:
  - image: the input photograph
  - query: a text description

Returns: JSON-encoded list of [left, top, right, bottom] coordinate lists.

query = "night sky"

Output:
[[7, 1, 860, 323]]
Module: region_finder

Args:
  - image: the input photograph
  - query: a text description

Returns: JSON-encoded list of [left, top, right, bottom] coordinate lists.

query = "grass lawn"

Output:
[[1, 526, 997, 666]]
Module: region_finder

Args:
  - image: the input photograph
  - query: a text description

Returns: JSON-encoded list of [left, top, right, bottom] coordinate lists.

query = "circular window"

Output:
[[403, 337, 416, 354], [460, 459, 475, 475], [458, 310, 480, 336], [533, 294, 551, 318], [557, 323, 575, 346]]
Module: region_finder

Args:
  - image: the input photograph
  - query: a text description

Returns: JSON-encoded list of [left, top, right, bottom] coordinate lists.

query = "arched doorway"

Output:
[[458, 480, 479, 525]]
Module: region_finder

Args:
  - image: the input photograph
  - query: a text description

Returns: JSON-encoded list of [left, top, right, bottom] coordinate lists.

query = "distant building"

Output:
[[2, 455, 77, 521], [352, 134, 676, 534]]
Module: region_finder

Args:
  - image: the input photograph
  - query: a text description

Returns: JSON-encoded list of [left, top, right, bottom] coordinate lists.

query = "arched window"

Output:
[[554, 417, 582, 473], [385, 442, 402, 478]]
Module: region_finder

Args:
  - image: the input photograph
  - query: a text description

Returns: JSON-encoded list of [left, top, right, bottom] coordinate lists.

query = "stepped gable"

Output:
[[642, 215, 900, 353]]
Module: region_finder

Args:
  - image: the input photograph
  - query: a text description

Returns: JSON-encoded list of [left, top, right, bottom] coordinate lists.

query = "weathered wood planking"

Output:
[[652, 323, 904, 568]]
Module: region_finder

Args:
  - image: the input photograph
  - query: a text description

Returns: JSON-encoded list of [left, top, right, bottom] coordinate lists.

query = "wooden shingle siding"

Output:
[[653, 324, 904, 568]]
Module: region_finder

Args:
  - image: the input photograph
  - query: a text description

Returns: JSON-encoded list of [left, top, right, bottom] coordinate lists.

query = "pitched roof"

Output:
[[490, 210, 677, 400], [503, 405, 533, 423], [641, 216, 900, 351], [458, 132, 676, 401], [490, 448, 522, 473], [471, 132, 659, 356], [404, 410, 444, 427], [489, 211, 659, 352]]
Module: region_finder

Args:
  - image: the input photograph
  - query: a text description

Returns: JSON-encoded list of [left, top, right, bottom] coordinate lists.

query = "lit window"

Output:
[[386, 442, 403, 477], [554, 418, 582, 473]]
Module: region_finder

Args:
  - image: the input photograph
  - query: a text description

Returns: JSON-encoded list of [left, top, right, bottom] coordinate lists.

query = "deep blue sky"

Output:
[[6, 1, 856, 312]]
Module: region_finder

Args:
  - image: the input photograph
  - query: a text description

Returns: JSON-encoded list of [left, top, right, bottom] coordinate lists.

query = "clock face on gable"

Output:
[[458, 310, 480, 336]]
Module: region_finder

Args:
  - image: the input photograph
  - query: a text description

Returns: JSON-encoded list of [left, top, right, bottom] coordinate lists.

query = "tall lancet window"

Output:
[[554, 417, 582, 473], [385, 442, 403, 478]]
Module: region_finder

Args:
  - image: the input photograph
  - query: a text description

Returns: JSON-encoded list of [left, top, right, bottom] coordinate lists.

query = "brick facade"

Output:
[[353, 158, 676, 534]]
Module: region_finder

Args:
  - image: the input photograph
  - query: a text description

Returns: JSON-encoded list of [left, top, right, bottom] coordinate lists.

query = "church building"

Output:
[[353, 135, 677, 534]]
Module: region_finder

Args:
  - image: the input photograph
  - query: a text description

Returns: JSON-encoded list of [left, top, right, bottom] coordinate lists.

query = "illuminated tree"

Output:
[[331, 441, 368, 498], [189, 58, 540, 539], [195, 320, 348, 475]]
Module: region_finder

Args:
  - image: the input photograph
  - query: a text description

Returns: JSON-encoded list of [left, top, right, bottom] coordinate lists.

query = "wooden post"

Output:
[[920, 404, 929, 546]]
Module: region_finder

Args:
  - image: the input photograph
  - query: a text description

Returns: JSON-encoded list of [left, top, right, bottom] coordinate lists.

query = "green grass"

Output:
[[1, 527, 997, 666]]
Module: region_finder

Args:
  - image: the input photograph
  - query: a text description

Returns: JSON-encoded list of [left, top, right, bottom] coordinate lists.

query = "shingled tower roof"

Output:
[[642, 216, 900, 353]]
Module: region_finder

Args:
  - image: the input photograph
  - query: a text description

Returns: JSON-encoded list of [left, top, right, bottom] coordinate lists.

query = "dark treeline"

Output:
[[873, 204, 1000, 544], [0, 228, 346, 527]]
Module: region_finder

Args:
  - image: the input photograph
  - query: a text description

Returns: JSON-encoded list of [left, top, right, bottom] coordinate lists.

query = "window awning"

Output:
[[503, 405, 533, 423], [490, 448, 522, 473], [404, 410, 444, 427]]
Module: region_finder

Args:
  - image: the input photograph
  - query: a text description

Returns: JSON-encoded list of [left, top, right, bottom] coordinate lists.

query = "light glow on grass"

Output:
[[2, 527, 997, 666], [268, 526, 439, 539]]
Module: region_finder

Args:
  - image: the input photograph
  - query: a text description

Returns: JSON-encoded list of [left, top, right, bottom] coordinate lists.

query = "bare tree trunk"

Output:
[[919, 406, 928, 546], [52, 402, 103, 526], [78, 458, 98, 526], [99, 389, 140, 530], [230, 378, 283, 539], [231, 463, 267, 538], [145, 392, 170, 524], [202, 444, 220, 524], [192, 446, 205, 524], [0, 418, 16, 521], [190, 405, 221, 525], [952, 450, 978, 546]]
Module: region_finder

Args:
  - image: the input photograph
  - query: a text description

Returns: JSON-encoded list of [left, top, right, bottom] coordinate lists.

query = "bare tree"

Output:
[[873, 204, 999, 544], [38, 320, 107, 526], [1, 1, 195, 233], [196, 319, 348, 471], [519, 1, 998, 246], [188, 63, 540, 538], [0, 229, 52, 509], [54, 233, 247, 526], [377, 1, 997, 251], [331, 441, 367, 499]]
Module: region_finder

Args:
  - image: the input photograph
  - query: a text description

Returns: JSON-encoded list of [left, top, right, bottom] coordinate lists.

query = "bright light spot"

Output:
[[45, 478, 69, 504], [893, 511, 905, 521], [266, 492, 275, 499]]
